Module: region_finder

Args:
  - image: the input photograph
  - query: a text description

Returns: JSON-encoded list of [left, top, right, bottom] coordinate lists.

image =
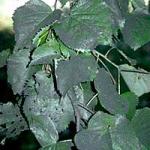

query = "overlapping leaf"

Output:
[[23, 71, 74, 132], [13, 0, 62, 50], [54, 0, 112, 50], [94, 68, 128, 114], [120, 64, 150, 96], [56, 55, 98, 95], [122, 12, 150, 49]]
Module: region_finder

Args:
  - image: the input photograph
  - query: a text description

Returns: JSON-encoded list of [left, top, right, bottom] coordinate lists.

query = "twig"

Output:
[[86, 93, 98, 107], [78, 103, 94, 115]]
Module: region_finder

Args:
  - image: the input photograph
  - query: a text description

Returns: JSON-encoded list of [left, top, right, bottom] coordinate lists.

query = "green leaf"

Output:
[[33, 26, 50, 47], [54, 0, 112, 50], [105, 0, 129, 30], [110, 115, 141, 150], [29, 115, 58, 147], [94, 68, 128, 114], [30, 40, 61, 65], [131, 108, 150, 148], [23, 71, 74, 132], [13, 0, 62, 50], [56, 55, 98, 95], [59, 0, 68, 7], [40, 140, 73, 150], [74, 112, 112, 150], [122, 12, 150, 49], [75, 129, 113, 150], [120, 64, 150, 96], [88, 111, 115, 130], [121, 92, 138, 120], [7, 49, 30, 94], [0, 102, 28, 141], [131, 0, 146, 9], [0, 49, 10, 68]]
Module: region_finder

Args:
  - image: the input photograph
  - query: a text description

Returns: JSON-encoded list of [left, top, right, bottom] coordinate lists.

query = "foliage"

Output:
[[1, 0, 150, 149]]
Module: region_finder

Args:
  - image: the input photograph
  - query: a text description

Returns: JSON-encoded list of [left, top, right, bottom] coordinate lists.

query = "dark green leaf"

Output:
[[54, 0, 112, 50], [23, 71, 74, 132], [29, 115, 58, 147], [105, 0, 129, 30], [94, 68, 128, 114], [110, 115, 141, 150], [88, 111, 115, 130], [0, 102, 28, 141], [13, 0, 62, 50], [122, 12, 150, 49], [7, 49, 30, 94], [59, 0, 68, 7], [75, 129, 113, 150], [121, 92, 138, 120], [0, 49, 10, 68], [40, 140, 73, 150], [131, 108, 150, 148], [120, 64, 150, 96], [56, 55, 98, 95]]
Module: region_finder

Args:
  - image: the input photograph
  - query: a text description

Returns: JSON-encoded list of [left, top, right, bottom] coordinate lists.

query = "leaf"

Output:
[[0, 49, 10, 68], [54, 0, 112, 50], [56, 55, 98, 95], [30, 40, 61, 65], [121, 92, 138, 120], [110, 115, 141, 150], [7, 49, 30, 94], [131, 0, 146, 9], [75, 129, 113, 150], [13, 0, 62, 50], [120, 64, 150, 96], [40, 140, 73, 150], [88, 111, 115, 130], [131, 108, 150, 148], [33, 26, 50, 47], [23, 71, 74, 132], [122, 12, 150, 49], [59, 0, 68, 7], [74, 112, 114, 150], [105, 0, 129, 30], [94, 68, 128, 114], [29, 115, 58, 147], [0, 102, 28, 141]]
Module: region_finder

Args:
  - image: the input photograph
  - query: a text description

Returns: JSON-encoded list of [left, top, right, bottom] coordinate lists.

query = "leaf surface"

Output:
[[94, 68, 128, 114], [54, 0, 112, 50], [13, 0, 61, 50]]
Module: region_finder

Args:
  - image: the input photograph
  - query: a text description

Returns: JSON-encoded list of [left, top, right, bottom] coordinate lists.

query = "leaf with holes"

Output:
[[0, 102, 28, 141]]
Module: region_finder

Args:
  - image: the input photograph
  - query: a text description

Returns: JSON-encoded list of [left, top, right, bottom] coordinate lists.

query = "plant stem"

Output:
[[86, 93, 98, 107]]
